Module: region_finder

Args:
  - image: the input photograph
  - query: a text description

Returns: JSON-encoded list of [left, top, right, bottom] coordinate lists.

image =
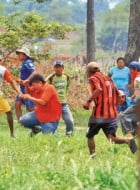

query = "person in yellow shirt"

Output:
[[0, 55, 20, 137]]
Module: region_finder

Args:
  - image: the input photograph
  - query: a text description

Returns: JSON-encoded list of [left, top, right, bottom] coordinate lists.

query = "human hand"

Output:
[[83, 102, 90, 110], [15, 78, 23, 85], [131, 94, 135, 100], [22, 80, 29, 86], [127, 83, 132, 88], [18, 93, 31, 100]]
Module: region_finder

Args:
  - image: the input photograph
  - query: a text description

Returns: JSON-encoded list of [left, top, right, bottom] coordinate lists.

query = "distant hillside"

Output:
[[108, 0, 125, 9], [0, 0, 109, 25]]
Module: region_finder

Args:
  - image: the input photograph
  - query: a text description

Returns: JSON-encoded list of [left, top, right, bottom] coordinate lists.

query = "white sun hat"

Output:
[[16, 47, 31, 58]]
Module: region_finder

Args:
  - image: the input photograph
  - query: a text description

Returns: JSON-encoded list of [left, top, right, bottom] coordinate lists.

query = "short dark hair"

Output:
[[29, 74, 46, 86], [87, 67, 100, 73], [54, 60, 64, 67], [116, 57, 126, 64]]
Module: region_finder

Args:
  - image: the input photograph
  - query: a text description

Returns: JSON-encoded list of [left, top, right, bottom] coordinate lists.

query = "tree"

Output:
[[13, 0, 50, 3], [125, 0, 140, 65], [0, 13, 74, 59], [87, 0, 95, 63], [97, 1, 129, 52]]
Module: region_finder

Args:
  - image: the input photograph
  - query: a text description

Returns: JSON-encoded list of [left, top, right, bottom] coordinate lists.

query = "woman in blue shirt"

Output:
[[109, 57, 131, 96]]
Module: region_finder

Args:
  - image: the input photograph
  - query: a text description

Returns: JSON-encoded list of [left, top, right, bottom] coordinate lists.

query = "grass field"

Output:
[[0, 109, 138, 190]]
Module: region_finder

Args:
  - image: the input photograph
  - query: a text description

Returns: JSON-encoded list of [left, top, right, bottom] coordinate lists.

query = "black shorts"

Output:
[[86, 119, 118, 138]]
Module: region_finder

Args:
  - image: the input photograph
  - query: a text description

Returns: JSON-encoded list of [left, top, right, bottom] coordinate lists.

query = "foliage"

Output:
[[0, 12, 74, 59], [0, 0, 130, 55], [97, 0, 129, 52], [13, 0, 50, 4], [46, 22, 75, 40], [2, 0, 110, 25]]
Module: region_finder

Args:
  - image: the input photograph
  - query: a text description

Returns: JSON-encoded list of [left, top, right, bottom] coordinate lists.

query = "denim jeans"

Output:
[[19, 111, 59, 134], [62, 103, 74, 134], [119, 105, 138, 135]]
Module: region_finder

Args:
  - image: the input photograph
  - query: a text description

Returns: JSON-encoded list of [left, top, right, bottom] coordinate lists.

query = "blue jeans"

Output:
[[19, 111, 59, 134], [119, 105, 138, 135], [62, 104, 74, 134]]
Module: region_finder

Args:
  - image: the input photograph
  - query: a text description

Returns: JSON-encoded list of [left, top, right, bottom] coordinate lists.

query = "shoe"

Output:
[[32, 126, 42, 134], [29, 126, 41, 137], [129, 138, 137, 154], [29, 130, 34, 137], [90, 152, 96, 159], [66, 131, 73, 137]]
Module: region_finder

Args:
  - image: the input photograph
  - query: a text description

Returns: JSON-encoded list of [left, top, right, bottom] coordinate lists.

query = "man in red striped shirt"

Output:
[[83, 62, 137, 157]]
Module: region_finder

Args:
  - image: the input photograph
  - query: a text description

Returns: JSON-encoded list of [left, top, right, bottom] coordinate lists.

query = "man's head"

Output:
[[87, 62, 100, 75], [118, 90, 126, 104], [129, 61, 140, 81], [129, 61, 140, 71], [16, 47, 31, 61], [54, 60, 64, 76], [29, 74, 46, 91]]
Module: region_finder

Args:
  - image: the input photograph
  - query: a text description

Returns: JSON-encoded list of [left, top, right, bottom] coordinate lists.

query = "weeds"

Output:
[[0, 112, 137, 190]]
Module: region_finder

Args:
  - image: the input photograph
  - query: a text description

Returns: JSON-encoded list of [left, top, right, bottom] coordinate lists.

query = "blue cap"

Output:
[[54, 60, 64, 66], [129, 61, 140, 70]]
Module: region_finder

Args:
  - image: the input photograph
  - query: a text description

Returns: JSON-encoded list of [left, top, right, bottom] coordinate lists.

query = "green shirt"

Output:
[[47, 73, 70, 103]]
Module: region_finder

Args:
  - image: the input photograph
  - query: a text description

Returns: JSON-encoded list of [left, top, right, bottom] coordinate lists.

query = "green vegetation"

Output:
[[0, 12, 74, 59], [97, 0, 129, 52], [0, 0, 129, 55], [0, 111, 137, 190], [1, 0, 109, 24]]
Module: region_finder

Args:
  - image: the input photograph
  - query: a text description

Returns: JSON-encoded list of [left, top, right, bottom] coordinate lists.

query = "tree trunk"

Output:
[[86, 0, 95, 63], [125, 0, 140, 65]]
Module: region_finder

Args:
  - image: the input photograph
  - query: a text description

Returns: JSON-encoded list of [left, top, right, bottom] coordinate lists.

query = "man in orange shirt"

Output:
[[0, 56, 20, 137], [19, 74, 61, 135]]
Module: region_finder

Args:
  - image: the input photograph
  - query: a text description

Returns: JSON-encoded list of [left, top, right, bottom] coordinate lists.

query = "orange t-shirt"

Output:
[[4, 70, 13, 83], [130, 69, 140, 86], [30, 83, 61, 123]]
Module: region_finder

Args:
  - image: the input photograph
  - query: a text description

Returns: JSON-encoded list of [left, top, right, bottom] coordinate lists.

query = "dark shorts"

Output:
[[86, 119, 118, 138], [16, 96, 34, 110]]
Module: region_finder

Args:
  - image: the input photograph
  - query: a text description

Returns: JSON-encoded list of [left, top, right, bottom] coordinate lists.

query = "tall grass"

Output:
[[0, 110, 137, 190]]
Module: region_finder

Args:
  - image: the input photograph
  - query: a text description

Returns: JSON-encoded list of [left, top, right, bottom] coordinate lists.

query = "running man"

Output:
[[83, 62, 137, 157]]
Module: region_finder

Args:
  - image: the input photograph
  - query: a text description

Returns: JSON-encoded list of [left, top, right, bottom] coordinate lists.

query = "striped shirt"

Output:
[[89, 72, 118, 119]]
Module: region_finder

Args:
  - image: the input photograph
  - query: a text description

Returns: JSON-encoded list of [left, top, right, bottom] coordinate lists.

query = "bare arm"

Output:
[[83, 89, 101, 110], [22, 71, 37, 86], [90, 89, 101, 99], [9, 80, 21, 94]]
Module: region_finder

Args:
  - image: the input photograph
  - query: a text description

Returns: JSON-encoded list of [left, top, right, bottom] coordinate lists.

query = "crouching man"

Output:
[[19, 74, 61, 135]]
